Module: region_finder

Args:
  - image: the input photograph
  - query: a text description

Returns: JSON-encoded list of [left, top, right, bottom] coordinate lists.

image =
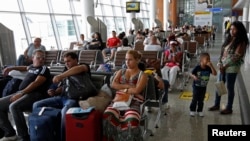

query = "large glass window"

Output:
[[112, 0, 121, 6], [55, 15, 77, 50], [114, 7, 123, 17], [100, 0, 112, 5], [51, 0, 71, 14], [72, 0, 83, 14], [102, 5, 113, 16], [105, 17, 116, 37], [95, 6, 103, 16], [0, 0, 150, 61], [0, 13, 26, 57], [115, 18, 125, 33], [26, 14, 56, 50], [0, 0, 19, 12], [22, 0, 49, 13]]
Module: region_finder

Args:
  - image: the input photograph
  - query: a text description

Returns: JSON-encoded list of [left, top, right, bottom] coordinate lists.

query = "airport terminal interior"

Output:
[[0, 0, 250, 141]]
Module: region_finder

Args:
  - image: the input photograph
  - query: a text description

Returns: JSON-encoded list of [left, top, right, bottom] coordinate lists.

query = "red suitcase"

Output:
[[65, 107, 102, 141]]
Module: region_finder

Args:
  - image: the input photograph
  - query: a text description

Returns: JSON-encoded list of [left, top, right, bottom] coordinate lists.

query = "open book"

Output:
[[112, 91, 134, 110]]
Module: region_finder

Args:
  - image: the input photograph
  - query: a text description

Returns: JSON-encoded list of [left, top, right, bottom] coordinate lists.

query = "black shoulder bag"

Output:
[[65, 73, 98, 100]]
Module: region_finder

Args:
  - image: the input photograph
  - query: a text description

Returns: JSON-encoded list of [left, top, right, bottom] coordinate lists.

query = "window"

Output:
[[22, 0, 49, 13], [0, 0, 19, 12], [26, 14, 56, 50], [55, 15, 77, 49], [114, 6, 123, 17], [0, 13, 26, 57], [115, 18, 125, 34], [102, 5, 113, 16], [105, 17, 116, 36], [51, 0, 71, 14], [112, 0, 121, 6]]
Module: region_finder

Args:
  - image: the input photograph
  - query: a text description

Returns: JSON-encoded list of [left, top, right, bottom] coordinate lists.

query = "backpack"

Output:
[[0, 76, 13, 98], [2, 78, 22, 97]]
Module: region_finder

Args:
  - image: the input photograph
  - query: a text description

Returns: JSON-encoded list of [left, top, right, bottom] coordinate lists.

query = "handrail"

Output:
[[236, 71, 250, 125]]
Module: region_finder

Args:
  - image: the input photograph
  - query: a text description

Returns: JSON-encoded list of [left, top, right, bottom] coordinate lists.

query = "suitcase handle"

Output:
[[71, 113, 90, 119]]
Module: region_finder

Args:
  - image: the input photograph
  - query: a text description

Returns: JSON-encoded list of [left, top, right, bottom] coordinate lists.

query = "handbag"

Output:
[[96, 63, 112, 72], [215, 81, 227, 96], [65, 73, 97, 100]]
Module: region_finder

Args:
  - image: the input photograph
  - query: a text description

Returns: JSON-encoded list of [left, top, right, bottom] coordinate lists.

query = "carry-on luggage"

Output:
[[65, 107, 102, 141], [0, 128, 4, 139], [28, 107, 61, 141]]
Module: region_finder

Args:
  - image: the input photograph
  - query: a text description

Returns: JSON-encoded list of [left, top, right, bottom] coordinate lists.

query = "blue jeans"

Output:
[[0, 92, 43, 137], [16, 55, 32, 66], [32, 96, 78, 141], [214, 72, 237, 111], [190, 86, 206, 112]]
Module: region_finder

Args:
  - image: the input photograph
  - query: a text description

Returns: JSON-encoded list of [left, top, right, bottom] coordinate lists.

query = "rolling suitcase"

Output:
[[28, 107, 61, 141], [0, 128, 4, 139], [65, 107, 102, 141]]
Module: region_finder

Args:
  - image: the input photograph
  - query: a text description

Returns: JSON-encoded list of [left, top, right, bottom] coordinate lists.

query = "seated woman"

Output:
[[102, 50, 148, 141], [161, 39, 183, 91], [87, 32, 103, 50]]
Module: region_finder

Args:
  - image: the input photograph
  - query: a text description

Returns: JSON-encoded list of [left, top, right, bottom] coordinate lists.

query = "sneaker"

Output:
[[198, 112, 204, 117], [190, 111, 195, 117], [0, 135, 17, 141], [208, 105, 220, 111], [162, 103, 170, 111], [220, 109, 232, 115], [145, 106, 152, 112], [168, 88, 172, 92]]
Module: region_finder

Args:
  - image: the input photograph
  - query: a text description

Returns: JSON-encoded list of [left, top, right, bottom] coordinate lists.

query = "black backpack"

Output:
[[2, 78, 22, 97], [0, 76, 13, 98]]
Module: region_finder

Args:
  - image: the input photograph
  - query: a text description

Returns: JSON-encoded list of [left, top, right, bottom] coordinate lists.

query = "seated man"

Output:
[[102, 31, 121, 61], [74, 34, 88, 50], [16, 37, 46, 66], [0, 49, 51, 141], [32, 52, 97, 141], [144, 35, 163, 51]]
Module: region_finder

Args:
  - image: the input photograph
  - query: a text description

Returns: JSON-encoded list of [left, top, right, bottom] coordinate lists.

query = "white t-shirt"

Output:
[[117, 46, 132, 51], [144, 45, 162, 51]]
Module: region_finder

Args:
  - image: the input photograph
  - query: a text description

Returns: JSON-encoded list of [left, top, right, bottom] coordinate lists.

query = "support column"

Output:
[[81, 0, 95, 39], [150, 0, 157, 29], [126, 0, 136, 33], [247, 4, 250, 33], [243, 7, 249, 31], [163, 0, 169, 30], [169, 0, 177, 27]]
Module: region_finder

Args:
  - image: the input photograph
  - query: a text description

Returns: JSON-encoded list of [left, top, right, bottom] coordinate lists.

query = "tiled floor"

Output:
[[144, 33, 242, 141]]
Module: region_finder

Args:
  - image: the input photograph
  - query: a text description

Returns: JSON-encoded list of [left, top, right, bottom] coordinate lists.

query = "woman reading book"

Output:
[[102, 50, 148, 141]]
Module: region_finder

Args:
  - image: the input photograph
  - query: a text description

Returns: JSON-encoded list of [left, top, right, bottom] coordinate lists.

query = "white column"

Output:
[[242, 7, 249, 31], [163, 0, 169, 31], [81, 0, 95, 39], [126, 0, 136, 33], [126, 12, 136, 32], [247, 4, 250, 33], [150, 0, 157, 29]]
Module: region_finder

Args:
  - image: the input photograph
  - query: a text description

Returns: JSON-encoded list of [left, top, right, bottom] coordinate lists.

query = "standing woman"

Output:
[[209, 21, 249, 114], [102, 50, 148, 141]]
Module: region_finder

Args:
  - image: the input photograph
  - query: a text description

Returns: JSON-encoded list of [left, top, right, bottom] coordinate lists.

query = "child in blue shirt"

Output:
[[189, 52, 217, 117]]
